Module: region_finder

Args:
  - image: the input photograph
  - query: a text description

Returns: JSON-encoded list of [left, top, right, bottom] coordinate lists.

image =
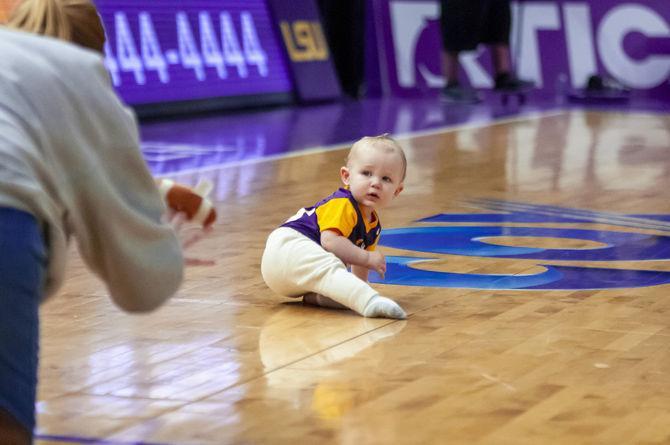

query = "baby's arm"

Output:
[[321, 229, 386, 278]]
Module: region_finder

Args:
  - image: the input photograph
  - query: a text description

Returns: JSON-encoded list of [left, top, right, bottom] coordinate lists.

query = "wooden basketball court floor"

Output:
[[36, 110, 670, 444]]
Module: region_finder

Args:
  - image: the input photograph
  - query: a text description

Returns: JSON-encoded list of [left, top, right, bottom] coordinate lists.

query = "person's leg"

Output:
[[491, 44, 511, 77], [481, 0, 534, 90], [492, 47, 534, 90], [440, 49, 481, 103], [262, 227, 377, 311], [303, 292, 405, 319], [262, 228, 308, 298], [440, 0, 469, 86], [491, 43, 534, 89], [316, 0, 365, 98], [480, 0, 511, 77], [440, 0, 483, 103], [262, 228, 405, 319], [0, 208, 45, 444], [303, 292, 348, 310], [441, 50, 460, 86]]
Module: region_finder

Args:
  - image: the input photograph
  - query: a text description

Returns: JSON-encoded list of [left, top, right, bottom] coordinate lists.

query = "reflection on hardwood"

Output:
[[37, 111, 670, 444]]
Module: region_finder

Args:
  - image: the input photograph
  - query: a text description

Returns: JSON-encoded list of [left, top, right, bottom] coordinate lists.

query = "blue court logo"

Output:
[[370, 200, 670, 290]]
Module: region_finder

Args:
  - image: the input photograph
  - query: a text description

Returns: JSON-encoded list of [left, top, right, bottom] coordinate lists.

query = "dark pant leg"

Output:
[[440, 0, 486, 52], [0, 208, 45, 435], [480, 0, 512, 45]]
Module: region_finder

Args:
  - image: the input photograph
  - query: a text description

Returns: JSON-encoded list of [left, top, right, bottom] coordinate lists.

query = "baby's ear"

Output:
[[340, 166, 350, 185], [394, 183, 404, 197]]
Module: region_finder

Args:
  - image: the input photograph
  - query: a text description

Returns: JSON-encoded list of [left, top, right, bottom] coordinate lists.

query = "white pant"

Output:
[[261, 227, 378, 315]]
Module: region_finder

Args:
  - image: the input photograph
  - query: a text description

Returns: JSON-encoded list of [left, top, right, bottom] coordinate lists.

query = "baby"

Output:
[[261, 134, 407, 319]]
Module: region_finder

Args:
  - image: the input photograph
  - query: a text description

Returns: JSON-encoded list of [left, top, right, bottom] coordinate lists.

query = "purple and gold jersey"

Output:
[[282, 188, 381, 250]]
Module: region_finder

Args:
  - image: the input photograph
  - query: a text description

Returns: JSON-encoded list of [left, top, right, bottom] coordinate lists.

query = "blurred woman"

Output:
[[0, 1, 200, 442]]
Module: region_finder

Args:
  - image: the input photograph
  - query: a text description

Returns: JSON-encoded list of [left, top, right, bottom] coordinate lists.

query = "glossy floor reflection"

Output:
[[37, 109, 670, 444], [140, 95, 669, 178], [139, 95, 556, 177]]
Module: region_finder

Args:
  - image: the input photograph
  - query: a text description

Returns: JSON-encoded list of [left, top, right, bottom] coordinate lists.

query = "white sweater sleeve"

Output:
[[61, 54, 185, 312]]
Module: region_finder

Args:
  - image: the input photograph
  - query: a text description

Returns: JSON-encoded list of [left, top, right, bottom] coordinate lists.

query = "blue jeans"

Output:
[[0, 207, 45, 432]]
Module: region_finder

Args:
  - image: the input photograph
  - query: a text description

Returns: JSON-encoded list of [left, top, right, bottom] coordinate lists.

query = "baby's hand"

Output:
[[366, 250, 386, 279]]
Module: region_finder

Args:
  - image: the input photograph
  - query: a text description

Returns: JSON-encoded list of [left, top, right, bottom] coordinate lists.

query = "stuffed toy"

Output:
[[157, 178, 216, 227]]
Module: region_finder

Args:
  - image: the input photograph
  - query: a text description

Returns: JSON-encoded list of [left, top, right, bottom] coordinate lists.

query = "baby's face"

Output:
[[341, 144, 404, 216]]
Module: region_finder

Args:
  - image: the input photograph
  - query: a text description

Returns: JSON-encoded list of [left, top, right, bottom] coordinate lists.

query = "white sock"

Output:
[[303, 292, 348, 310], [362, 296, 407, 320]]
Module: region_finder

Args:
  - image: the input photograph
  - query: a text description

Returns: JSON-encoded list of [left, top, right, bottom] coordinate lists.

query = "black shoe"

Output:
[[494, 73, 534, 91], [441, 82, 481, 104], [586, 74, 629, 94]]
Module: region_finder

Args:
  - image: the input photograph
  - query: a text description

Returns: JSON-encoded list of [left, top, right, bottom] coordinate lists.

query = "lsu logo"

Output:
[[280, 20, 329, 62], [370, 201, 670, 290]]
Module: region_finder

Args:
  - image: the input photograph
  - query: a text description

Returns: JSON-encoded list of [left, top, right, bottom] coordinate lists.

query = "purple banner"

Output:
[[366, 0, 670, 100], [95, 0, 293, 105], [265, 0, 341, 102]]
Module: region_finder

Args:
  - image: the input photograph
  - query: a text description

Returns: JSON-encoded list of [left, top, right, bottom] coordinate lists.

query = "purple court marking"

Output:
[[35, 434, 170, 445], [379, 226, 670, 261], [370, 257, 670, 290], [422, 212, 670, 226], [370, 205, 670, 290], [462, 200, 670, 233]]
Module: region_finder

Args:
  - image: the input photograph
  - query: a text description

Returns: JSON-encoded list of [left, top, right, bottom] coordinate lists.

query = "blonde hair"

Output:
[[348, 134, 408, 181], [7, 0, 105, 53]]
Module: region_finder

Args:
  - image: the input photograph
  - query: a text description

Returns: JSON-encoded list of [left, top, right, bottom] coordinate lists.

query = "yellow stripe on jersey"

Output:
[[316, 197, 358, 237]]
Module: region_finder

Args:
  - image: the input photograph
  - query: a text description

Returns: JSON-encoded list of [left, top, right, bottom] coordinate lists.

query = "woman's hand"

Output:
[[166, 211, 215, 266]]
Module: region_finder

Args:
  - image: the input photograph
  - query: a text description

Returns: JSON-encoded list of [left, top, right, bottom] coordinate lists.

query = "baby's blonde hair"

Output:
[[8, 0, 105, 53], [347, 134, 407, 181]]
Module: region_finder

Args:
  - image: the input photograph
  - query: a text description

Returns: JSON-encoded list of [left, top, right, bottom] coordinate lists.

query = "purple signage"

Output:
[[95, 0, 293, 105], [265, 0, 342, 102], [366, 0, 670, 100]]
